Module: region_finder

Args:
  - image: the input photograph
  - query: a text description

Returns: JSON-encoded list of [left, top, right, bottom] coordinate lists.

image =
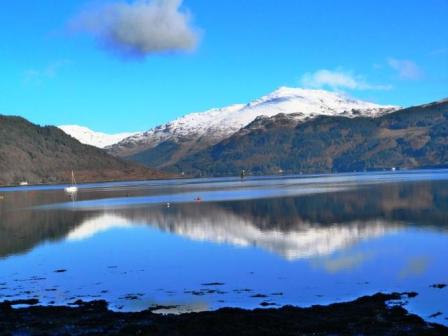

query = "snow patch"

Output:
[[59, 125, 139, 148], [112, 87, 399, 152]]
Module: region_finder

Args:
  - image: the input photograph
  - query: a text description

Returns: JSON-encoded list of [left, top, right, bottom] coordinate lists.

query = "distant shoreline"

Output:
[[1, 167, 448, 190], [0, 175, 180, 190]]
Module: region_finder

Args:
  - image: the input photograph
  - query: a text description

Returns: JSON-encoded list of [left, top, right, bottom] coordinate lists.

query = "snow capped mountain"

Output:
[[109, 87, 398, 161], [59, 125, 138, 148], [65, 212, 401, 260]]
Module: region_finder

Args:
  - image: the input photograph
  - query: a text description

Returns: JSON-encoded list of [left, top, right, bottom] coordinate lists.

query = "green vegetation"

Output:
[[167, 100, 448, 176], [0, 115, 167, 186]]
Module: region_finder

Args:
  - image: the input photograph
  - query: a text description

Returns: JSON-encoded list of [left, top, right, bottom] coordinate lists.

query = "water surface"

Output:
[[0, 170, 447, 324]]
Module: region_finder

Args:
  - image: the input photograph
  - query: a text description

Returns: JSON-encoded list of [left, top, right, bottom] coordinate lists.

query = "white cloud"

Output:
[[300, 69, 391, 91], [23, 60, 71, 84], [388, 58, 423, 80], [399, 256, 430, 279], [70, 0, 200, 58], [311, 252, 372, 273]]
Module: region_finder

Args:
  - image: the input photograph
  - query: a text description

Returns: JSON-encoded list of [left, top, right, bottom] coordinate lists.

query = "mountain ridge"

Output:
[[168, 98, 448, 176], [107, 87, 398, 168]]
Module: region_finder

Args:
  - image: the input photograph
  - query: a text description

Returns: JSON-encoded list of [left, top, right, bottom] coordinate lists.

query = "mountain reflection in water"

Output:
[[1, 172, 448, 324], [1, 174, 447, 260]]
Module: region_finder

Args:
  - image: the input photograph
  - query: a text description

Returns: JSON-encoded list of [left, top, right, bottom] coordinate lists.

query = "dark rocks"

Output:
[[404, 292, 419, 298], [148, 304, 179, 312], [250, 293, 268, 298], [185, 289, 226, 296], [6, 299, 39, 306], [430, 283, 447, 289], [190, 291, 205, 296], [201, 282, 225, 286], [259, 301, 277, 307], [0, 292, 447, 335], [429, 312, 443, 318], [121, 294, 144, 301], [69, 299, 84, 306]]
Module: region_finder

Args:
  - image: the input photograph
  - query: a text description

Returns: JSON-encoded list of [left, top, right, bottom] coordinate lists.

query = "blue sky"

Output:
[[0, 0, 447, 133]]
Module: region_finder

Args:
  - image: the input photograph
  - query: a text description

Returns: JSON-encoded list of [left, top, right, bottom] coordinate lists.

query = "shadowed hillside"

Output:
[[0, 115, 170, 186], [169, 99, 448, 176]]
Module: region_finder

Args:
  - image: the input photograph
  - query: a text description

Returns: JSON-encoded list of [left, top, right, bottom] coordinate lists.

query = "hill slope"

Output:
[[108, 87, 397, 168], [168, 99, 448, 176], [0, 116, 168, 186]]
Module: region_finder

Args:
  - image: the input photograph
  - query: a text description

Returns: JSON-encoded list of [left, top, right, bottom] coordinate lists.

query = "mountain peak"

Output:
[[269, 86, 335, 97], [108, 88, 400, 167], [263, 86, 355, 99], [59, 125, 139, 149], [251, 87, 395, 110]]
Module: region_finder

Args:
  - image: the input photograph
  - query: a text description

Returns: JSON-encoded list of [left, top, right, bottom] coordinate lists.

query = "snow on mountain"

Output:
[[65, 212, 401, 260], [59, 125, 138, 148], [110, 87, 398, 158]]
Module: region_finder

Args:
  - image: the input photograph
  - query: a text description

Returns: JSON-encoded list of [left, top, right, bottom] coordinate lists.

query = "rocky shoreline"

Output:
[[1, 292, 447, 335]]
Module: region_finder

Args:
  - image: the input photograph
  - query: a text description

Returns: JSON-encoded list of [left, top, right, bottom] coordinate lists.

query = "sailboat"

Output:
[[65, 171, 78, 193]]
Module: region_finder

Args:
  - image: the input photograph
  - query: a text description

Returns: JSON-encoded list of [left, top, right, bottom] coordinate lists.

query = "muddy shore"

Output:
[[1, 292, 447, 335]]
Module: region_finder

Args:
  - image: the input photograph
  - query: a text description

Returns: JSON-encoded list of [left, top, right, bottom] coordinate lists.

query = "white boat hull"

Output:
[[65, 186, 78, 193]]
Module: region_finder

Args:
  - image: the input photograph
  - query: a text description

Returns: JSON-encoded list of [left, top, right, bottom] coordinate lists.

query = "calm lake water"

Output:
[[0, 170, 447, 325]]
